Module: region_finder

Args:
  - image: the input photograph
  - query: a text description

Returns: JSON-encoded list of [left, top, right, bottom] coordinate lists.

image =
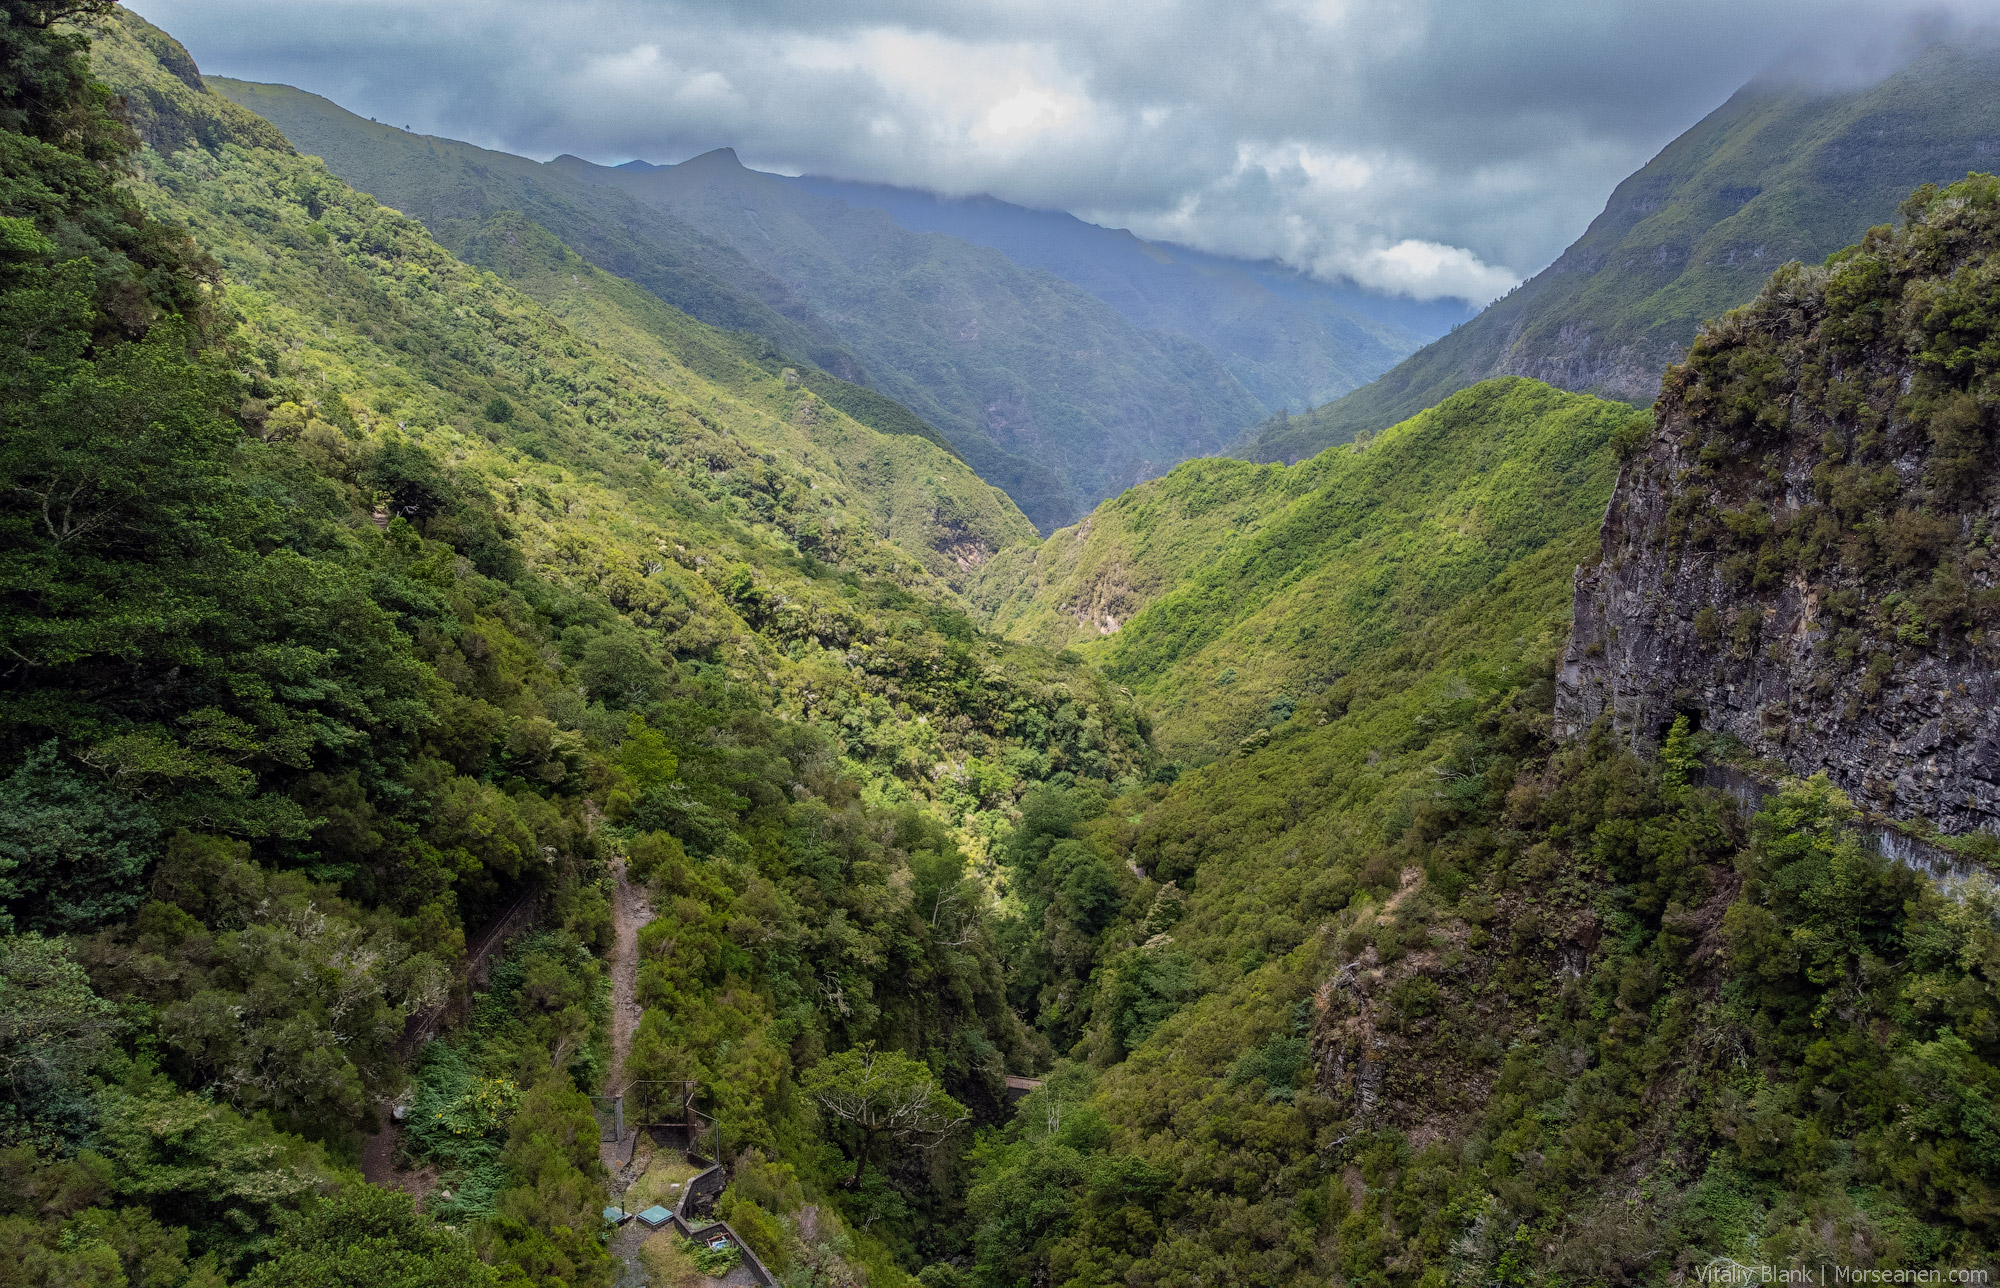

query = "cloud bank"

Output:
[[125, 0, 2000, 304]]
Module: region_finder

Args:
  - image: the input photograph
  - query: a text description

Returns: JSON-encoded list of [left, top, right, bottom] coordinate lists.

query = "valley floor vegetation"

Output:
[[1, 5, 1996, 1288]]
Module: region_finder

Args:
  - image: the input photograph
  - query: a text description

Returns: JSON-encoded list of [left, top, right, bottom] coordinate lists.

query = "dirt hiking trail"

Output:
[[603, 852, 655, 1182]]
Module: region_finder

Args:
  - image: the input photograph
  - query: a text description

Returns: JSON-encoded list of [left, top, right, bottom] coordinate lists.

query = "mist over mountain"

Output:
[[1240, 36, 2000, 463]]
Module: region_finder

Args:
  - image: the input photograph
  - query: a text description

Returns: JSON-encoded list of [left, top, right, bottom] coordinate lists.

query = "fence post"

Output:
[[613, 1094, 624, 1143]]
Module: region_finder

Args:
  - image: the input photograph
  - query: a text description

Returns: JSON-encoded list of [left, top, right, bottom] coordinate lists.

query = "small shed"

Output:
[[635, 1205, 676, 1229]]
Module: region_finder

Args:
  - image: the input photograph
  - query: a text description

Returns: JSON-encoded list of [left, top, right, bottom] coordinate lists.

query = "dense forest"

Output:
[[2, 6, 1997, 1288]]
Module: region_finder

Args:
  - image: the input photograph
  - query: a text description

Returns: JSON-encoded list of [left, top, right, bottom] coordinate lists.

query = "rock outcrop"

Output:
[[1557, 177, 2000, 837]]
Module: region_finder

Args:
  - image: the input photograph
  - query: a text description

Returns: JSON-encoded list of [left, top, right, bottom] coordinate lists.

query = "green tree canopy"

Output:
[[242, 1186, 497, 1288], [800, 1045, 968, 1188], [0, 741, 159, 931], [0, 931, 119, 1112]]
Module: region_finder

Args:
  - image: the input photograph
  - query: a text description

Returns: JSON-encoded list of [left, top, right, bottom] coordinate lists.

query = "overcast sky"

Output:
[[126, 0, 1996, 304]]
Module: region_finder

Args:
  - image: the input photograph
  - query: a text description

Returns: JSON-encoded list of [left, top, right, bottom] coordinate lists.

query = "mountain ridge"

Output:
[[972, 376, 1637, 756], [770, 172, 1460, 414], [208, 77, 1083, 527], [1239, 38, 2000, 463], [549, 146, 1273, 527]]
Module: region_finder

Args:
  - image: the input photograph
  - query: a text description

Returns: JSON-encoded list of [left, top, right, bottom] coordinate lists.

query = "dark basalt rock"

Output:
[[1556, 181, 2000, 839], [1557, 448, 2000, 834]]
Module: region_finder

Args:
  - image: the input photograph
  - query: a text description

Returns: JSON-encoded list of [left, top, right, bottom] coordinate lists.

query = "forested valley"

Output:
[[4, 6, 2000, 1288]]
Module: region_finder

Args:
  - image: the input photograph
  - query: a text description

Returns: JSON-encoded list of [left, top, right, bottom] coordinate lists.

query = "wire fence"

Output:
[[593, 1080, 720, 1160]]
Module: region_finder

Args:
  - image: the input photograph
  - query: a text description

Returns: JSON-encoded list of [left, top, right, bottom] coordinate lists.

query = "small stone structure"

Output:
[[599, 1083, 772, 1286]]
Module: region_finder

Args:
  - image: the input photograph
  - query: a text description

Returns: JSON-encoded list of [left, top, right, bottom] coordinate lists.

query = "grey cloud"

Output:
[[126, 0, 2000, 303]]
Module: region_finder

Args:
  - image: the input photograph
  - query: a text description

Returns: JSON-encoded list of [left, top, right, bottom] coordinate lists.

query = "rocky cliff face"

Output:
[[1492, 318, 1680, 407], [1557, 177, 2000, 837]]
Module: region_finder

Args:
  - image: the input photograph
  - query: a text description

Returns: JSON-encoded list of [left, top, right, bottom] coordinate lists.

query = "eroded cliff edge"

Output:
[[1557, 177, 2000, 836]]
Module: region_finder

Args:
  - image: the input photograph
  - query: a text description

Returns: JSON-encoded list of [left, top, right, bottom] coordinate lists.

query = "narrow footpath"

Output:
[[605, 851, 653, 1098], [604, 847, 655, 1182], [603, 851, 659, 1287]]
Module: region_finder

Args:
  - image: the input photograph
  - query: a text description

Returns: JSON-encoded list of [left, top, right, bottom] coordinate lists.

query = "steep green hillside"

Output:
[[452, 213, 1034, 576], [1241, 39, 2000, 463], [211, 81, 1269, 531], [206, 77, 1082, 528], [85, 0, 1133, 927], [98, 27, 1031, 587], [209, 77, 1053, 492], [976, 378, 1639, 755]]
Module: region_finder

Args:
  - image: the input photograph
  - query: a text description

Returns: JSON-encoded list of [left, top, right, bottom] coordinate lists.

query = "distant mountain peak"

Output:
[[592, 149, 742, 173], [682, 146, 742, 169]]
